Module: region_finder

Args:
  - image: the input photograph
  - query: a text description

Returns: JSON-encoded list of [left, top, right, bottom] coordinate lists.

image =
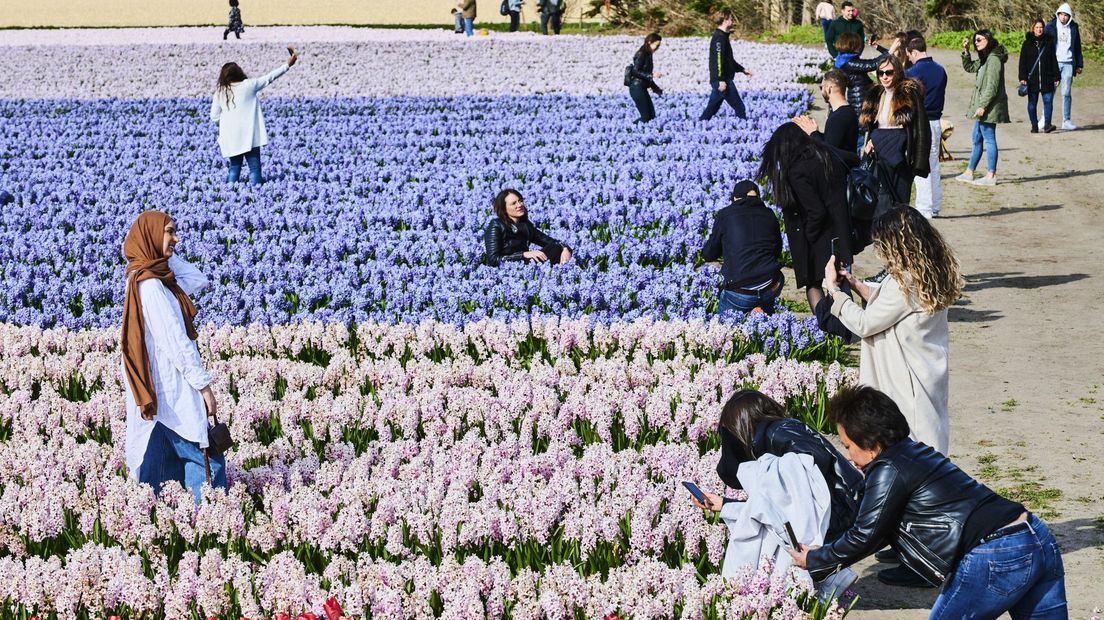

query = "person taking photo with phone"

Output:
[[209, 48, 297, 185], [957, 30, 1009, 186]]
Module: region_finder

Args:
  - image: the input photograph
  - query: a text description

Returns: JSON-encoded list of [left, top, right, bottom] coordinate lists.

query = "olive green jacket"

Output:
[[460, 0, 477, 19], [962, 46, 1011, 124]]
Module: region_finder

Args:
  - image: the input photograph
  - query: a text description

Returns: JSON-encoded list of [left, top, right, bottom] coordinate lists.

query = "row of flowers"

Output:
[[0, 91, 810, 329], [0, 28, 824, 99]]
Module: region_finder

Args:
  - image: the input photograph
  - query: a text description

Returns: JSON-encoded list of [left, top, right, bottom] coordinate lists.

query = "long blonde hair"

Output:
[[873, 206, 963, 313]]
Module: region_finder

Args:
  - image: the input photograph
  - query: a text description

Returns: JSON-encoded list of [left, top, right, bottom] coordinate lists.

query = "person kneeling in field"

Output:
[[482, 188, 572, 267]]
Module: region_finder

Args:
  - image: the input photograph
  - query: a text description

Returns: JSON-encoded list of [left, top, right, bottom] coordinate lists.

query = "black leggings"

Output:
[[629, 84, 656, 123]]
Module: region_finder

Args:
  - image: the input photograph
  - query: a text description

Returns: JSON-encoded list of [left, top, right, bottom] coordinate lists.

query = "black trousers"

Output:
[[540, 11, 561, 34], [629, 84, 656, 123], [699, 80, 747, 120], [509, 10, 520, 31]]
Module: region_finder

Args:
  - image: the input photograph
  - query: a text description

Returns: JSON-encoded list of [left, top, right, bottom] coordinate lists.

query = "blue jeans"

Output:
[[228, 146, 262, 184], [464, 17, 474, 36], [138, 422, 228, 504], [820, 18, 831, 44], [968, 121, 998, 174], [453, 12, 463, 32], [699, 80, 747, 120], [718, 275, 783, 315], [1058, 62, 1074, 122], [931, 514, 1067, 619], [1026, 90, 1055, 130]]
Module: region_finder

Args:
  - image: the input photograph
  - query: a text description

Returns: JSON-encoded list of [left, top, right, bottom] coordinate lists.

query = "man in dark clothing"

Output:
[[701, 180, 784, 315], [905, 34, 947, 218], [825, 1, 866, 58], [699, 10, 754, 121], [538, 0, 562, 34], [795, 69, 859, 158]]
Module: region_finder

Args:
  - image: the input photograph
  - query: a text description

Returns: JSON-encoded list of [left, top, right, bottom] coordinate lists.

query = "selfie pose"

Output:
[[791, 385, 1067, 612], [210, 48, 298, 185], [121, 211, 226, 503], [957, 30, 1009, 186]]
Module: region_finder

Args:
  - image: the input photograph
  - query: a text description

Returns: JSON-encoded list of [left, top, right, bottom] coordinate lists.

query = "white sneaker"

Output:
[[1062, 121, 1078, 130], [954, 173, 974, 183], [973, 176, 997, 186]]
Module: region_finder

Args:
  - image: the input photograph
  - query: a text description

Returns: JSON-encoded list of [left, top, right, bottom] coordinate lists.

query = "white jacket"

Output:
[[209, 63, 289, 157], [719, 452, 831, 584], [123, 255, 212, 479]]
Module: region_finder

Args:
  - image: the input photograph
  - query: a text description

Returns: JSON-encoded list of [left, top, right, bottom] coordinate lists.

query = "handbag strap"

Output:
[[203, 449, 212, 486], [1027, 47, 1043, 78]]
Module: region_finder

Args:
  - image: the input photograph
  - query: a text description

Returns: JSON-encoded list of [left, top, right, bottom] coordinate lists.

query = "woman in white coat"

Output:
[[210, 48, 297, 184], [821, 206, 962, 455], [121, 211, 224, 503]]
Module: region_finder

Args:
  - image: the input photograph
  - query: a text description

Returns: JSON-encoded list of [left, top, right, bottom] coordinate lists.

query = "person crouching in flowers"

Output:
[[690, 389, 863, 543], [210, 48, 297, 185], [121, 211, 226, 503], [482, 188, 573, 267]]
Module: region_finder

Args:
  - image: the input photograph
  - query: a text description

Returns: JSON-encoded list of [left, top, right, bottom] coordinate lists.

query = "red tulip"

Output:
[[323, 597, 343, 620], [207, 616, 219, 620], [109, 616, 122, 620], [296, 614, 318, 620], [605, 614, 621, 620], [275, 614, 291, 620]]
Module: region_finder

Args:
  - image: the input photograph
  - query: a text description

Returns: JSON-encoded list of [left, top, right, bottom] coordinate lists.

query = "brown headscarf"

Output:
[[121, 211, 199, 420]]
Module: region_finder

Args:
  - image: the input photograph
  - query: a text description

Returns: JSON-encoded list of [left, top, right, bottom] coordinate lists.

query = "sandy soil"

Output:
[[796, 46, 1104, 618], [0, 0, 589, 28]]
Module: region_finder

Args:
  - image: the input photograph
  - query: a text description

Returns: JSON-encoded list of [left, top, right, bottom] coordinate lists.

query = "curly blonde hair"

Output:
[[872, 206, 963, 313]]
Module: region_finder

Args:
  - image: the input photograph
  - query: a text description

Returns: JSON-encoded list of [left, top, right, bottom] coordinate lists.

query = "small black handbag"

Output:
[[206, 414, 234, 456]]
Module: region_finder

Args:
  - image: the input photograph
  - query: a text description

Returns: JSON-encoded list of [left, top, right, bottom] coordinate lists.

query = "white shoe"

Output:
[[973, 176, 997, 186], [954, 173, 974, 183], [1062, 121, 1078, 130]]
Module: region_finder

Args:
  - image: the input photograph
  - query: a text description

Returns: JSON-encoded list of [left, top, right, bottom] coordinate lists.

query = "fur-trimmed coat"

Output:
[[858, 78, 932, 178]]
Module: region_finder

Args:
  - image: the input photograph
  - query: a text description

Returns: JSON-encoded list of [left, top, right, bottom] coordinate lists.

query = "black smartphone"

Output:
[[830, 237, 843, 270], [287, 46, 296, 56], [784, 521, 801, 549], [682, 481, 707, 504]]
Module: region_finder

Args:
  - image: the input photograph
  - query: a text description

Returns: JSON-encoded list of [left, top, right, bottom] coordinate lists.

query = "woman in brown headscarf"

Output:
[[121, 211, 226, 503]]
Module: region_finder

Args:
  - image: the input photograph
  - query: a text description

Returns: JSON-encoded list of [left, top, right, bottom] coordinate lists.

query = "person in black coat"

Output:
[[758, 122, 853, 312], [690, 389, 862, 543], [1020, 19, 1061, 133], [699, 10, 754, 120], [701, 180, 784, 315], [482, 189, 572, 267], [627, 33, 664, 123], [791, 385, 1067, 605]]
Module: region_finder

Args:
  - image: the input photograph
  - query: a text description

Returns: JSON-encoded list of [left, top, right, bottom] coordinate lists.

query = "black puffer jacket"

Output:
[[807, 439, 1009, 586], [482, 217, 566, 267], [717, 418, 863, 542], [835, 46, 888, 115]]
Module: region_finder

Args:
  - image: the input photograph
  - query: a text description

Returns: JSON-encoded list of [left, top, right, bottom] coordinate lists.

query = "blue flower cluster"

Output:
[[0, 90, 811, 329]]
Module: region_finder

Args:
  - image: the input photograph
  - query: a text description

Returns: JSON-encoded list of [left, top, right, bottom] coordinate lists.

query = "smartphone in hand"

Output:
[[784, 521, 801, 549], [682, 481, 708, 504], [830, 237, 845, 271], [287, 46, 296, 56]]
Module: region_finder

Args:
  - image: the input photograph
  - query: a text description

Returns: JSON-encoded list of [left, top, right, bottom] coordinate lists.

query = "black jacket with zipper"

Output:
[[1019, 33, 1060, 94], [482, 217, 566, 267], [806, 439, 1008, 586], [629, 49, 661, 92]]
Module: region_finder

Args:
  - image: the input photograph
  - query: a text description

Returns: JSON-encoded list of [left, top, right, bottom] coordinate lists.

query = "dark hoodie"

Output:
[[1020, 32, 1060, 94]]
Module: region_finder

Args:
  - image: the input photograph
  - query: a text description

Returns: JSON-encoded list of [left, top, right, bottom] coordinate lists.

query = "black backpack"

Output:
[[500, 0, 510, 15]]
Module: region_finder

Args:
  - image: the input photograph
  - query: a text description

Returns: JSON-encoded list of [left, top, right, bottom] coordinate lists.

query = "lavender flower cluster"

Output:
[[0, 321, 854, 619], [0, 91, 812, 329]]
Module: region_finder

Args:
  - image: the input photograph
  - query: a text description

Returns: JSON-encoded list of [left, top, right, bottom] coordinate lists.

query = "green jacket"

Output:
[[962, 46, 1010, 124], [826, 17, 865, 57]]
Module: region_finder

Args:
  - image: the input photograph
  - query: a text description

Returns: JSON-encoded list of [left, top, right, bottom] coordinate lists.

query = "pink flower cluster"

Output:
[[0, 320, 853, 619]]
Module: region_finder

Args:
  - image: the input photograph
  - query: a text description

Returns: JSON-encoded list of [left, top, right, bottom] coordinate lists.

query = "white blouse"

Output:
[[209, 63, 290, 158], [123, 255, 212, 479]]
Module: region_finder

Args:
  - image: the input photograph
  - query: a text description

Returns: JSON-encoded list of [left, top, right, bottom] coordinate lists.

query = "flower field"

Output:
[[0, 29, 852, 619]]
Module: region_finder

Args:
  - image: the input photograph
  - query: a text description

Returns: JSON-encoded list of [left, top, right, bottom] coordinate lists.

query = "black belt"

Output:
[[725, 277, 782, 296], [979, 520, 1031, 546]]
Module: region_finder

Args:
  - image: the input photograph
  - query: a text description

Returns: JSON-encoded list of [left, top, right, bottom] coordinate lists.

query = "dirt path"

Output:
[[798, 46, 1104, 617]]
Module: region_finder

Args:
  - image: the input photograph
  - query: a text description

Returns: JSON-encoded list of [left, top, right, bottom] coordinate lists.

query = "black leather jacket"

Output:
[[807, 439, 1005, 586], [629, 50, 661, 92], [836, 46, 888, 115], [482, 217, 565, 267], [718, 418, 863, 542]]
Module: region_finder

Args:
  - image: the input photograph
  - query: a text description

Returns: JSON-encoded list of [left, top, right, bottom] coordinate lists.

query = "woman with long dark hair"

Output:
[[690, 389, 862, 542], [1020, 18, 1061, 133], [957, 29, 1009, 186], [859, 54, 931, 214], [482, 189, 572, 267], [757, 122, 853, 312], [627, 33, 664, 123], [209, 48, 297, 184]]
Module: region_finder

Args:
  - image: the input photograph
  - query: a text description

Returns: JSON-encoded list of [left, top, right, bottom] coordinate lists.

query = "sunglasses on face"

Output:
[[876, 69, 895, 77]]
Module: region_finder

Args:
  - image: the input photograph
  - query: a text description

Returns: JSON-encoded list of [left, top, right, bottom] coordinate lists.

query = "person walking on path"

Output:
[[121, 211, 227, 504], [957, 30, 1009, 186], [701, 181, 785, 315], [826, 1, 866, 58], [815, 1, 836, 47], [506, 0, 522, 32], [458, 0, 477, 36], [905, 34, 948, 218], [627, 33, 664, 124], [223, 0, 244, 40], [793, 69, 860, 158], [1045, 3, 1083, 130], [699, 10, 753, 121], [1021, 19, 1061, 134], [538, 0, 562, 35], [209, 49, 297, 185], [821, 206, 961, 456]]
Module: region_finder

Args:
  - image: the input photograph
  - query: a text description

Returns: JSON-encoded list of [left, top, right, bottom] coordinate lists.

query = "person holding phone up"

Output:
[[210, 47, 297, 185]]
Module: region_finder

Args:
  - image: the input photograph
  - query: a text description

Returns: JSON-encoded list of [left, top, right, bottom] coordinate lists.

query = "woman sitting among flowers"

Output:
[[121, 211, 226, 503], [482, 188, 573, 267]]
